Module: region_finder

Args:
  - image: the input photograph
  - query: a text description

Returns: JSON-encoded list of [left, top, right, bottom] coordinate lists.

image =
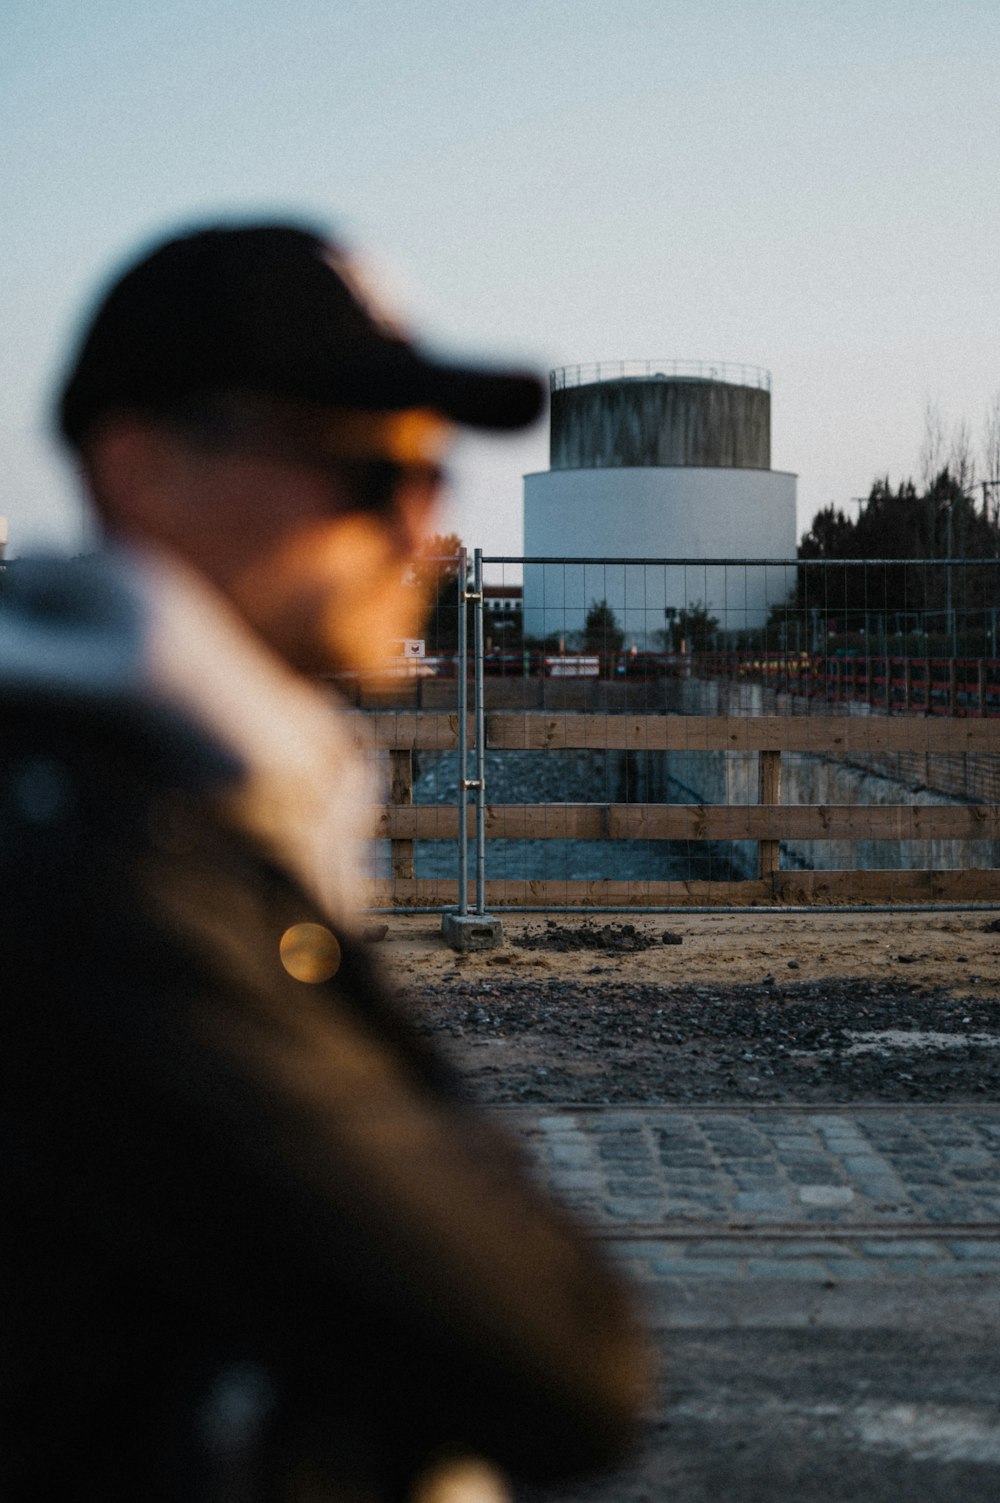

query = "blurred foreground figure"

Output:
[[0, 225, 650, 1502]]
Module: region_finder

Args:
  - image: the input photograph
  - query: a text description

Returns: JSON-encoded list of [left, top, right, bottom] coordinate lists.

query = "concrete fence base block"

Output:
[[441, 911, 504, 952]]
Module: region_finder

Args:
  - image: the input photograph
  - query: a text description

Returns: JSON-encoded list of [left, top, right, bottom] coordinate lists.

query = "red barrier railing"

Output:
[[691, 652, 1000, 717]]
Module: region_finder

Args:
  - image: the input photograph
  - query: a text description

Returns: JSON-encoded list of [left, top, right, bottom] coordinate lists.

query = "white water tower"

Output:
[[523, 361, 796, 644]]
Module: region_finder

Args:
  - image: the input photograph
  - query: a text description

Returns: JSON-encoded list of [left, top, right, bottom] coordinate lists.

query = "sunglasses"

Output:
[[171, 398, 448, 514], [305, 453, 448, 515]]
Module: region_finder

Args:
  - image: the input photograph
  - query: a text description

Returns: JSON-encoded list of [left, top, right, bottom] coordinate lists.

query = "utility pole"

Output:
[[946, 498, 956, 661]]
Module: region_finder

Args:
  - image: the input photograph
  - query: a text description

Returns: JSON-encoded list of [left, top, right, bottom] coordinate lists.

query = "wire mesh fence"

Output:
[[345, 555, 1000, 910]]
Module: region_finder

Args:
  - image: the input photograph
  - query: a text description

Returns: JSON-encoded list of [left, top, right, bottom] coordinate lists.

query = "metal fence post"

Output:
[[455, 546, 469, 916], [474, 548, 487, 915], [441, 546, 504, 950]]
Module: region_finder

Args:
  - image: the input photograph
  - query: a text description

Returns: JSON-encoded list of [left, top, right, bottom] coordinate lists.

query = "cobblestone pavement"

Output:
[[502, 1103, 1000, 1502], [504, 1103, 1000, 1256]]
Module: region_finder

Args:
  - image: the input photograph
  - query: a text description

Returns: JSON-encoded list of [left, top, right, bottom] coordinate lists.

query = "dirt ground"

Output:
[[376, 909, 1000, 994]]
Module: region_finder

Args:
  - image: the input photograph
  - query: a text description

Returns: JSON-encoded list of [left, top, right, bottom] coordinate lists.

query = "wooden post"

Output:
[[388, 748, 414, 880], [757, 748, 781, 880]]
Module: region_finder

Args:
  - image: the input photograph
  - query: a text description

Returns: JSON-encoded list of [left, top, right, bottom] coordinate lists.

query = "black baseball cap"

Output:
[[56, 222, 544, 448]]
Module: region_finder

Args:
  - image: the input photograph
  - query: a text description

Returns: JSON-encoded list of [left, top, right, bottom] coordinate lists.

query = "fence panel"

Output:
[[347, 556, 1000, 911]]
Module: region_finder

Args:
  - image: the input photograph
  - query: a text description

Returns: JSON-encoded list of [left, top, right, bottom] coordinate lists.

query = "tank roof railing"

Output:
[[550, 360, 771, 393]]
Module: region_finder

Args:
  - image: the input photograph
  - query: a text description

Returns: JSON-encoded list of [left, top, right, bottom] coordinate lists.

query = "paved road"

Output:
[[499, 1103, 1000, 1502]]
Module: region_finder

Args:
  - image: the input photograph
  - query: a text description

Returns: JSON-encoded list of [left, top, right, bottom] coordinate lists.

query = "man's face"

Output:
[[226, 466, 445, 678], [86, 402, 450, 676]]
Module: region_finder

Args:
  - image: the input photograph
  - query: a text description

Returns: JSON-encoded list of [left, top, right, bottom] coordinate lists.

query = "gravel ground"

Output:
[[406, 974, 1000, 1105]]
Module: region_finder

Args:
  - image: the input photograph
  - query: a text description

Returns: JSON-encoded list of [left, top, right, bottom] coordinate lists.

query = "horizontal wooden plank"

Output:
[[366, 869, 1000, 907], [365, 878, 772, 906], [367, 870, 1000, 906], [609, 803, 1000, 842], [357, 709, 1000, 755], [353, 711, 468, 750], [482, 712, 1000, 755], [377, 807, 458, 839], [376, 805, 607, 839], [773, 869, 1000, 902], [375, 802, 1000, 843]]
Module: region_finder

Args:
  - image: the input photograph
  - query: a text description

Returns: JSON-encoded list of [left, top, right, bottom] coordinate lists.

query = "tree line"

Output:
[[791, 467, 1000, 642]]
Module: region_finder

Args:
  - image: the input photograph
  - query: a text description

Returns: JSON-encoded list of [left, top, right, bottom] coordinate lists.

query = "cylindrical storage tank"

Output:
[[523, 361, 796, 643], [550, 362, 771, 471]]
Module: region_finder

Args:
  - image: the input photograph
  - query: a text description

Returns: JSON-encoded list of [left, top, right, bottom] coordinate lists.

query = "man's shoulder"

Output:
[[0, 549, 242, 790]]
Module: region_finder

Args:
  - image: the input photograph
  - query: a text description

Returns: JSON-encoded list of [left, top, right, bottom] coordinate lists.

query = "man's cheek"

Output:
[[320, 572, 429, 677], [311, 518, 429, 676]]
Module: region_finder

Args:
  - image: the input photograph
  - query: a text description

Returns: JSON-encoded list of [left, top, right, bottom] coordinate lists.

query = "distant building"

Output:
[[0, 516, 7, 562], [483, 583, 522, 616], [483, 582, 523, 651], [523, 361, 797, 644]]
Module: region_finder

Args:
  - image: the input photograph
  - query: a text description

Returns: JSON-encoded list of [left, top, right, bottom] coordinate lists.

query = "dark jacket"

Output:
[[0, 558, 650, 1502]]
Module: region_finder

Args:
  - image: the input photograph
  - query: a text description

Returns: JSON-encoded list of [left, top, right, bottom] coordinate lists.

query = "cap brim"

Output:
[[419, 361, 546, 432], [344, 345, 546, 432]]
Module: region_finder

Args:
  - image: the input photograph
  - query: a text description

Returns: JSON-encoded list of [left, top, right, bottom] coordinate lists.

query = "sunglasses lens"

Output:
[[360, 459, 399, 511], [348, 458, 445, 512]]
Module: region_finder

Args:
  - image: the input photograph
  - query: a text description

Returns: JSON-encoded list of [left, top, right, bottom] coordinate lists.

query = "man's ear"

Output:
[[81, 420, 174, 532], [392, 480, 441, 558]]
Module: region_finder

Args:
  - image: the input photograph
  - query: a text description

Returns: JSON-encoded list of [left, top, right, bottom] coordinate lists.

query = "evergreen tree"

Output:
[[793, 469, 1000, 644], [412, 533, 466, 652], [583, 598, 624, 655]]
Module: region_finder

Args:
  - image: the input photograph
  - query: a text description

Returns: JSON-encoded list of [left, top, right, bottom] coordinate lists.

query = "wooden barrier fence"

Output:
[[359, 712, 1000, 907]]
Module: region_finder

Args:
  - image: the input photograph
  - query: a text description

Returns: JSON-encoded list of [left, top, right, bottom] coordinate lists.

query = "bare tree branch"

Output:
[[949, 415, 976, 495], [919, 395, 947, 491], [983, 390, 1000, 520]]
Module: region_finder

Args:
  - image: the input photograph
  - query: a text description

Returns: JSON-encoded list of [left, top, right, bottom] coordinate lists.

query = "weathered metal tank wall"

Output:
[[550, 377, 771, 471]]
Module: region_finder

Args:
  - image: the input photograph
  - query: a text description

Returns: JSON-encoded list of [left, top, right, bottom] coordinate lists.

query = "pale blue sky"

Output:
[[3, 0, 998, 557]]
